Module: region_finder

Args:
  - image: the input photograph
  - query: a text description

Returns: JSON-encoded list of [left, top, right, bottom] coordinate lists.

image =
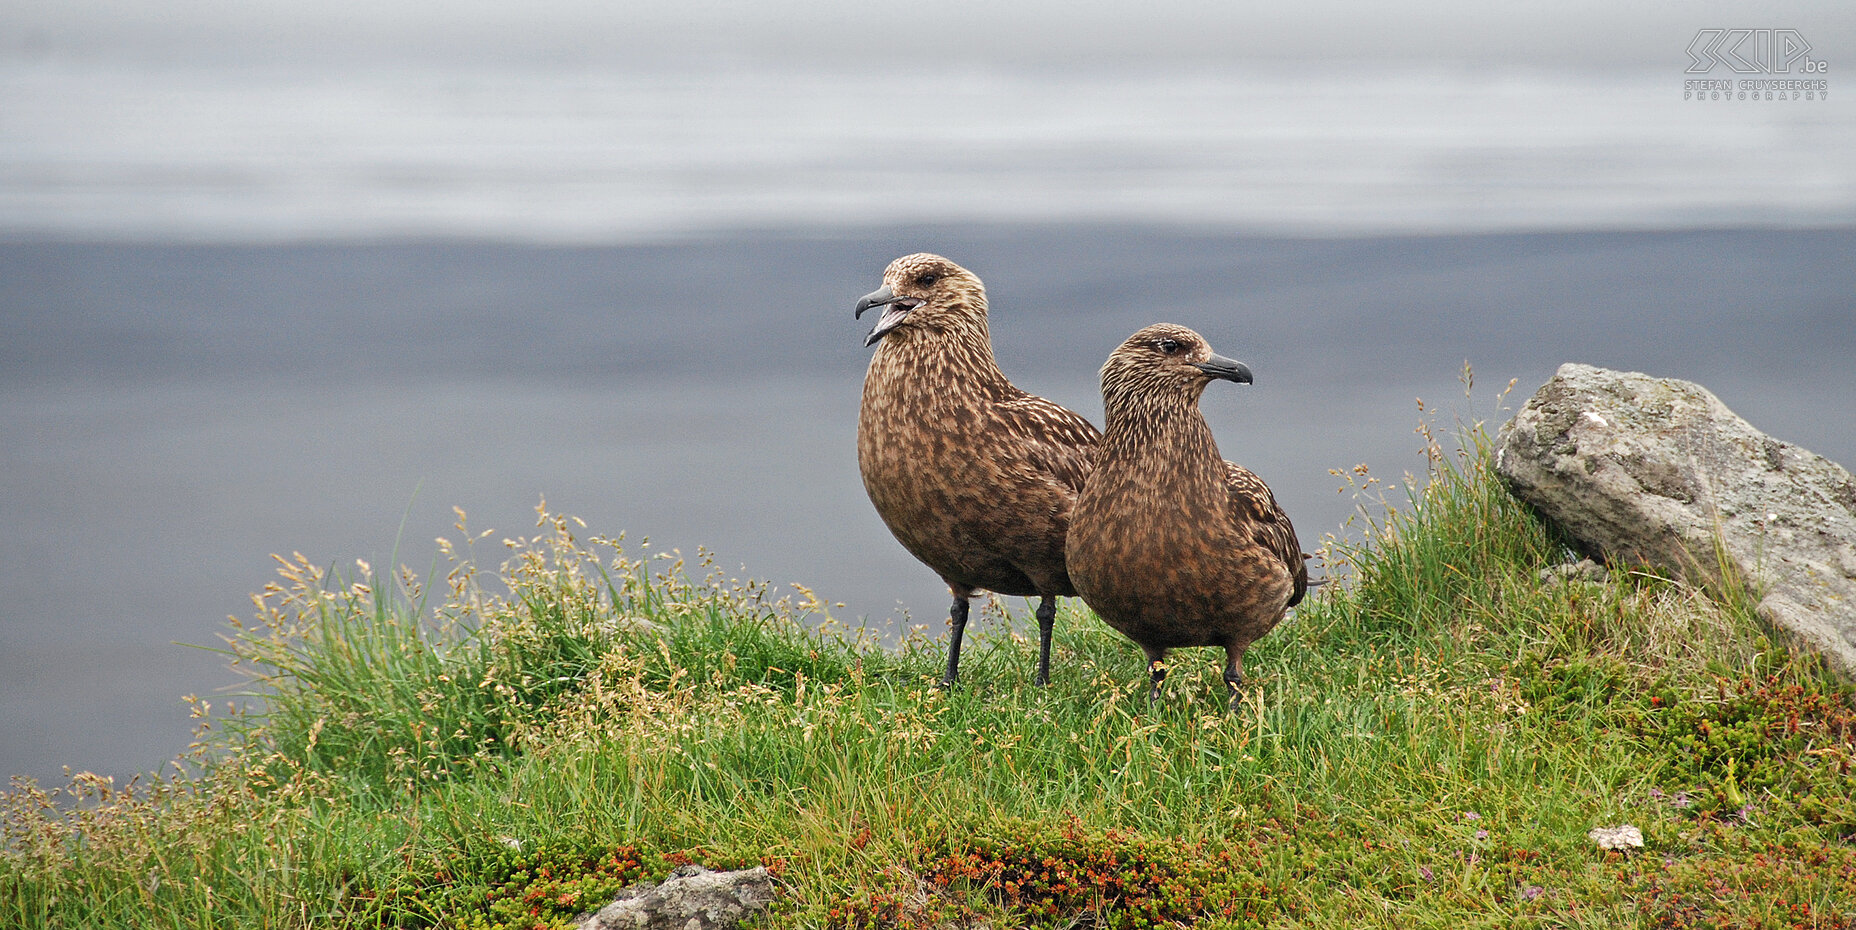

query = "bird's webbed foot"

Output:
[[1146, 657, 1168, 704], [1223, 667, 1245, 711]]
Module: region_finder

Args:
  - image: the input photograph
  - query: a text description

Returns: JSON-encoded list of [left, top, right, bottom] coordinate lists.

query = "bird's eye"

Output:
[[1156, 338, 1181, 354], [915, 273, 940, 287]]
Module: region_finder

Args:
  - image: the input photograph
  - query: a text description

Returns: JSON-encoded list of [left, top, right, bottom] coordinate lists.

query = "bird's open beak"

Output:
[[1192, 353, 1254, 384], [854, 285, 923, 347]]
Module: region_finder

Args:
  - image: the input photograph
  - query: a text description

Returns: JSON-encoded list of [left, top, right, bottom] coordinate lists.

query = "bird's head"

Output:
[[854, 253, 989, 348], [1100, 323, 1252, 409]]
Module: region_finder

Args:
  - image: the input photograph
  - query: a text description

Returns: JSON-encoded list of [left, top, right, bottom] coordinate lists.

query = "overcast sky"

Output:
[[4, 2, 1848, 241], [7, 0, 1851, 71]]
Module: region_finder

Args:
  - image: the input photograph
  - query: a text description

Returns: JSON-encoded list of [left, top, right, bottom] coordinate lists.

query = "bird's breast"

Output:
[[1069, 444, 1236, 614]]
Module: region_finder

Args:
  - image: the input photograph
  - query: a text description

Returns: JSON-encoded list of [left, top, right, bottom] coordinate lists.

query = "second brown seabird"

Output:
[[855, 253, 1101, 688], [1066, 323, 1308, 706]]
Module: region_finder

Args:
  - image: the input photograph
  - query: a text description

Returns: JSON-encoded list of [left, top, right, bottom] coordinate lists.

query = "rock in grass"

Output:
[[1497, 363, 1856, 679], [579, 865, 774, 930], [1587, 824, 1644, 852], [1539, 558, 1609, 587]]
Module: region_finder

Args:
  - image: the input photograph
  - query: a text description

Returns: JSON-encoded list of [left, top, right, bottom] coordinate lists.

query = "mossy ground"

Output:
[[5, 405, 1853, 929]]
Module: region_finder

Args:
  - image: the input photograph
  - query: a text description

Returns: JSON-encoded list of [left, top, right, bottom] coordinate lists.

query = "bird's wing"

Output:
[[993, 393, 1102, 496], [1224, 461, 1309, 607]]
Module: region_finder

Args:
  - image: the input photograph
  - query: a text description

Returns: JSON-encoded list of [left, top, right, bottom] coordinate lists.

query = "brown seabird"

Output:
[[1065, 323, 1307, 705], [855, 253, 1101, 688]]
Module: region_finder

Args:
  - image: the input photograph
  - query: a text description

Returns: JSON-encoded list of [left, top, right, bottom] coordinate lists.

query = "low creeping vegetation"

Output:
[[5, 403, 1853, 929]]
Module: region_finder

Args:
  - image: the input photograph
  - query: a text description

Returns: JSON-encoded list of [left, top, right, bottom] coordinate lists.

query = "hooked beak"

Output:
[[1192, 353, 1254, 384], [854, 285, 923, 347]]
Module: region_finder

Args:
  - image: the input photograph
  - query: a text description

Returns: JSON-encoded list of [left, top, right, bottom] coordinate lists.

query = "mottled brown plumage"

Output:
[[1065, 323, 1307, 705], [855, 253, 1101, 687]]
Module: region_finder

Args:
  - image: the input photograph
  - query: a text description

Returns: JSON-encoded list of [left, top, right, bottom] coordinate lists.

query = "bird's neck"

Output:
[[868, 317, 1012, 400], [1100, 396, 1223, 472]]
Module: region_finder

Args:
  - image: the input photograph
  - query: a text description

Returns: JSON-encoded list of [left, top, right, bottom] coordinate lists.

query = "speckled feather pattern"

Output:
[[1065, 323, 1306, 686], [857, 254, 1101, 601]]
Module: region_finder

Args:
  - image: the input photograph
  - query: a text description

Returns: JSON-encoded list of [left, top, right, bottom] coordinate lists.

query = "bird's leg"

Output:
[[1144, 648, 1169, 704], [1034, 596, 1056, 686], [1223, 647, 1246, 711], [938, 589, 973, 690]]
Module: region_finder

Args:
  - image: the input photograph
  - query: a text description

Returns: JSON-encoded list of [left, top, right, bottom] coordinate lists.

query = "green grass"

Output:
[[5, 417, 1854, 930]]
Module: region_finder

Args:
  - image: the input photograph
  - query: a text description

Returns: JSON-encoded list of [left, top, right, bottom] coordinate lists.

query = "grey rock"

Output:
[[1587, 824, 1644, 852], [1539, 558, 1609, 587], [579, 865, 774, 930], [1497, 363, 1856, 678]]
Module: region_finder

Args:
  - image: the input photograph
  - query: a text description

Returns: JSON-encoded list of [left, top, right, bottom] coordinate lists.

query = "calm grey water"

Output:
[[3, 227, 1853, 788]]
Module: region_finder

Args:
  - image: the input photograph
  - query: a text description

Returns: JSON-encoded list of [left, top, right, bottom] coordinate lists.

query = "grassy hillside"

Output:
[[4, 419, 1853, 929]]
